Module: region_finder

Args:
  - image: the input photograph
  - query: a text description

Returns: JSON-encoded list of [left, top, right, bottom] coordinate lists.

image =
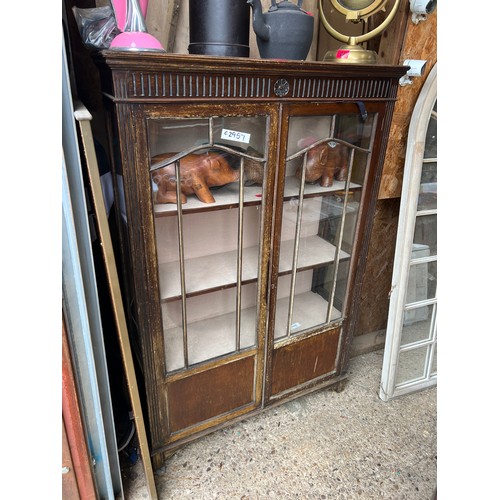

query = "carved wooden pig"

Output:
[[151, 151, 240, 204], [243, 155, 265, 186], [295, 142, 349, 187], [328, 142, 349, 182], [296, 143, 331, 187]]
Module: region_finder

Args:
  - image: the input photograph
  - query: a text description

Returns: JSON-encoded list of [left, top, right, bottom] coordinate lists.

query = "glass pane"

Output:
[[163, 283, 259, 372], [148, 117, 210, 157], [401, 304, 435, 345], [406, 259, 437, 304], [336, 113, 375, 150], [413, 214, 437, 256], [275, 114, 374, 340], [286, 115, 332, 158], [395, 345, 430, 386], [424, 105, 437, 159], [314, 193, 361, 313], [417, 162, 437, 211], [148, 116, 266, 372], [212, 116, 267, 159], [274, 271, 333, 340]]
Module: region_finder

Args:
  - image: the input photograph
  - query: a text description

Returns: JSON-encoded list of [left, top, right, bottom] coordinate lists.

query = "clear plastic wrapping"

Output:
[[72, 6, 119, 49]]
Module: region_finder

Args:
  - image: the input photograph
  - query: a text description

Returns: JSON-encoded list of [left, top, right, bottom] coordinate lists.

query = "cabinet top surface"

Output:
[[98, 50, 408, 79]]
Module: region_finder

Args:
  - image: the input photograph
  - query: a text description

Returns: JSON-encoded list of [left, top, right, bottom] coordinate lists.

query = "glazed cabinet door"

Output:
[[266, 102, 383, 401], [140, 103, 278, 450]]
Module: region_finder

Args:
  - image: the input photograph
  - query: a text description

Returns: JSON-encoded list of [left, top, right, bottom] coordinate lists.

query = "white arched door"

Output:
[[379, 63, 437, 401]]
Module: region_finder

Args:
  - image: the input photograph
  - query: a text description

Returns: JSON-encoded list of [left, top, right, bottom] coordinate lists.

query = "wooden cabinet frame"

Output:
[[96, 52, 406, 468]]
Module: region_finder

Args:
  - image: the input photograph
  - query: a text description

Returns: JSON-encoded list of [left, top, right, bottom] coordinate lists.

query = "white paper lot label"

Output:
[[221, 129, 251, 144]]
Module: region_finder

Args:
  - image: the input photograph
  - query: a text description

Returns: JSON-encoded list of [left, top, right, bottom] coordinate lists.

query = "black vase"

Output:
[[189, 0, 250, 57]]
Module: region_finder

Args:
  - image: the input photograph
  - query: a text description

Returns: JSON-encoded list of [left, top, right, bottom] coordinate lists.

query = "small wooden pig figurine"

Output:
[[242, 155, 265, 186], [295, 138, 349, 187], [328, 142, 349, 182], [151, 151, 240, 204]]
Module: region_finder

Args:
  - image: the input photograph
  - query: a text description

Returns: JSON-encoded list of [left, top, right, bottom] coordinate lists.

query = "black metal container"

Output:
[[189, 0, 250, 57]]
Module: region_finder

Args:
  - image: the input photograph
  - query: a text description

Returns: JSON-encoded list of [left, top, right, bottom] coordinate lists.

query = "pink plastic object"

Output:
[[109, 0, 164, 52], [112, 0, 149, 32], [110, 31, 164, 51]]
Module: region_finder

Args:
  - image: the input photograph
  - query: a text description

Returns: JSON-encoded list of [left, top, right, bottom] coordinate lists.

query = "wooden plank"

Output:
[[62, 316, 98, 500], [146, 0, 181, 52], [378, 7, 437, 199], [74, 103, 159, 499], [305, 0, 320, 61], [62, 418, 81, 500], [354, 198, 400, 335], [172, 0, 189, 53], [378, 0, 410, 65]]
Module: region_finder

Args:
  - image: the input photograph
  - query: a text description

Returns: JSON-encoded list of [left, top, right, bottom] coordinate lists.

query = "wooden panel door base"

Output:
[[167, 355, 256, 434], [269, 329, 340, 397]]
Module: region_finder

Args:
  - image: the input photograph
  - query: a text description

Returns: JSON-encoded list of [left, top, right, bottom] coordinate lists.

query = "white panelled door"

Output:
[[379, 63, 437, 401]]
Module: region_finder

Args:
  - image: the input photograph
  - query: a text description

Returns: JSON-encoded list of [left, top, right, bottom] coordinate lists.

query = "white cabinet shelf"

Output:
[[153, 183, 263, 215], [153, 176, 361, 216], [158, 235, 349, 301], [283, 176, 361, 199]]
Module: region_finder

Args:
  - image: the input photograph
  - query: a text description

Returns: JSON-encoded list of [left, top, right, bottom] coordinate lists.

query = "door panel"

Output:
[[270, 329, 340, 396], [266, 103, 381, 401], [380, 64, 437, 401], [144, 104, 277, 443], [167, 356, 256, 433]]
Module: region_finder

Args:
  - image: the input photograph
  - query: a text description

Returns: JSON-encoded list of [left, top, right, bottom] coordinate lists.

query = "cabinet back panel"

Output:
[[167, 356, 255, 433], [270, 329, 340, 396]]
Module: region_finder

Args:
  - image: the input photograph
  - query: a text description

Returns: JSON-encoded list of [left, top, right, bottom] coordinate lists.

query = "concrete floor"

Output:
[[121, 350, 437, 499]]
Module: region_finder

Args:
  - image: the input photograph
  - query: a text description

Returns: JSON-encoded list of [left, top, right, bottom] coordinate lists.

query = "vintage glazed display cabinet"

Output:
[[96, 51, 406, 468]]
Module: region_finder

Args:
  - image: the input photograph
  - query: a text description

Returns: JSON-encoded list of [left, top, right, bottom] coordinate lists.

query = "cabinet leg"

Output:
[[151, 453, 165, 471], [332, 378, 348, 393], [151, 449, 177, 470]]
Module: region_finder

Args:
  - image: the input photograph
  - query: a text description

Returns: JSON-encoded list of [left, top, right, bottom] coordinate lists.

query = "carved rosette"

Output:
[[274, 78, 290, 97]]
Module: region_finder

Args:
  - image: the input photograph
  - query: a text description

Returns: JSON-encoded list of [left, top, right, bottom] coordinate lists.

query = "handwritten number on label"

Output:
[[221, 128, 251, 144]]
